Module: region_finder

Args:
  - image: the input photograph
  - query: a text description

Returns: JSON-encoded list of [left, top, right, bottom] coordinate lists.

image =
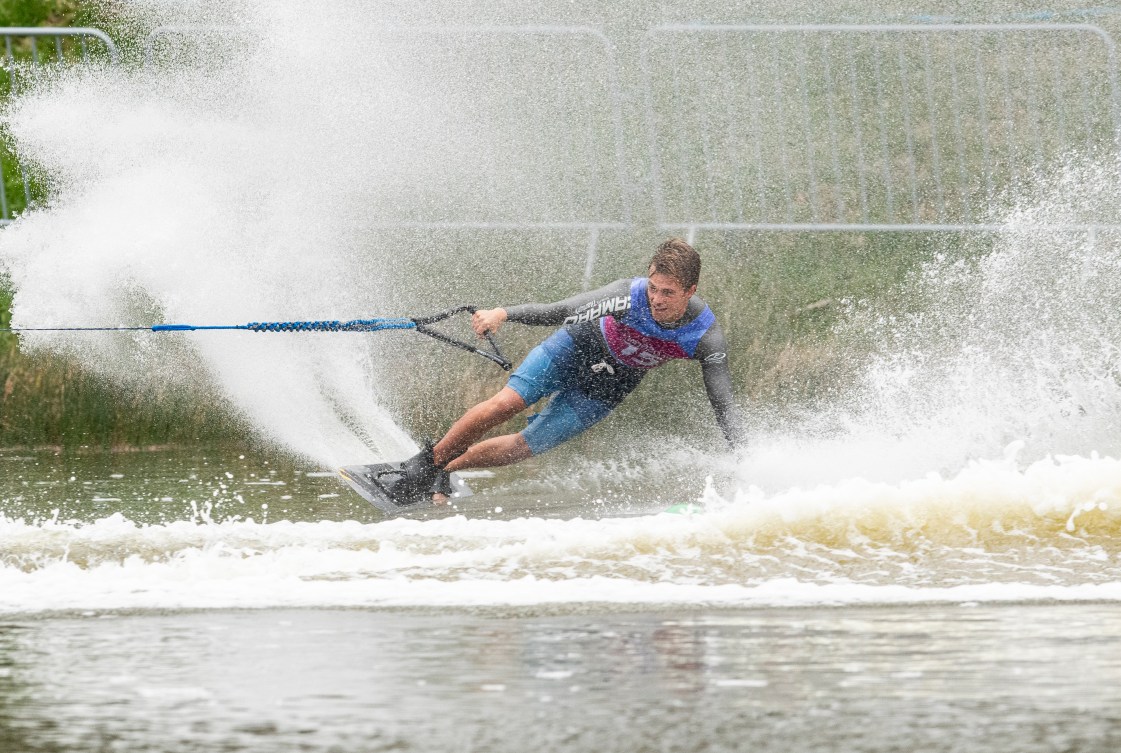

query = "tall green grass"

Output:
[[0, 283, 247, 448]]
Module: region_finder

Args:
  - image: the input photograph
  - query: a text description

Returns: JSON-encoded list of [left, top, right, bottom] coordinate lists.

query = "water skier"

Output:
[[383, 238, 743, 503]]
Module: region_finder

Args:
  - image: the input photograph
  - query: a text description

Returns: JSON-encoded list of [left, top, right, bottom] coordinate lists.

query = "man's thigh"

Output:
[[506, 329, 580, 407]]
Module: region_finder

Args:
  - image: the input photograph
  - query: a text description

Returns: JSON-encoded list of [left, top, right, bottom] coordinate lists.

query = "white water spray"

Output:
[[0, 2, 512, 465], [737, 157, 1121, 492]]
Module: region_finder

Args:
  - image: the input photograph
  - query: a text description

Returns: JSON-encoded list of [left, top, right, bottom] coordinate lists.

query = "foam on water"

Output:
[[2, 447, 1121, 615]]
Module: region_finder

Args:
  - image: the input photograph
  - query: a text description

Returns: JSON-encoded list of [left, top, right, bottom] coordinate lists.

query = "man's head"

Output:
[[647, 238, 699, 324]]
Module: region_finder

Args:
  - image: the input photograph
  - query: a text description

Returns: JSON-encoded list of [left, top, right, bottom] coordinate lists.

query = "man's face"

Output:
[[647, 270, 697, 324]]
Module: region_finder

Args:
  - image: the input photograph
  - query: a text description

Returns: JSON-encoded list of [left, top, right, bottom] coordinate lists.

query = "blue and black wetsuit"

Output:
[[502, 277, 742, 454]]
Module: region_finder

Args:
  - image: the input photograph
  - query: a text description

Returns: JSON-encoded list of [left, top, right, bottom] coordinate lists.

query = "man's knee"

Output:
[[480, 386, 527, 417]]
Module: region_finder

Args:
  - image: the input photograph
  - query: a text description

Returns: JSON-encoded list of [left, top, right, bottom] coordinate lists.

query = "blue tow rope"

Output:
[[0, 306, 512, 370], [152, 317, 418, 333]]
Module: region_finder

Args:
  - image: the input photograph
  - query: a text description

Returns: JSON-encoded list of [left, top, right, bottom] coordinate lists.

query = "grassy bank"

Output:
[[0, 2, 1060, 449], [0, 228, 956, 450], [0, 285, 246, 448]]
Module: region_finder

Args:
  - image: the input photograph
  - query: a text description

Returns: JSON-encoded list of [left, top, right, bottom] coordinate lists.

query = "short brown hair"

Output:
[[648, 237, 700, 289]]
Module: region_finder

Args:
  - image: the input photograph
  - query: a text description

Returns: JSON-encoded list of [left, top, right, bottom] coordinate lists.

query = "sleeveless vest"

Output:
[[600, 277, 715, 369]]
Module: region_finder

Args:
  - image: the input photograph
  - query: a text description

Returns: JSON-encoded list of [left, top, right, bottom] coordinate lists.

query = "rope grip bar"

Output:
[[410, 305, 512, 371]]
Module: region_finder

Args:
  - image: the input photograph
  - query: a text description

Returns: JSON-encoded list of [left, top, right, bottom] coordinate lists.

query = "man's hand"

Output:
[[472, 308, 508, 337]]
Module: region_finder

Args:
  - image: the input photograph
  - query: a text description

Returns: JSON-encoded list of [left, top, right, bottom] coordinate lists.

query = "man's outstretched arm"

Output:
[[472, 279, 633, 334]]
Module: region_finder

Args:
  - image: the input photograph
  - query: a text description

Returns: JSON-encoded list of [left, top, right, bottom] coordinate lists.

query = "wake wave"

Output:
[[3, 449, 1120, 614]]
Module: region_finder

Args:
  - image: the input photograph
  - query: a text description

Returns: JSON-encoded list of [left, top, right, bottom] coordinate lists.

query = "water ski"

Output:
[[338, 462, 473, 515]]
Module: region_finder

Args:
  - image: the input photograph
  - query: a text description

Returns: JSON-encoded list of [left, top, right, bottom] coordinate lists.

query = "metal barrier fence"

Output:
[[641, 23, 1121, 239], [6, 23, 1121, 253], [0, 27, 118, 224], [349, 25, 631, 288]]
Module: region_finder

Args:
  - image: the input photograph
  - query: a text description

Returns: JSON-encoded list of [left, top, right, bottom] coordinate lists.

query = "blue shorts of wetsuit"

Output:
[[506, 329, 620, 455]]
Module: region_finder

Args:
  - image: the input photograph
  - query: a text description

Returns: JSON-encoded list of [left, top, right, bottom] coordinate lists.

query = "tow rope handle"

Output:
[[411, 305, 512, 371]]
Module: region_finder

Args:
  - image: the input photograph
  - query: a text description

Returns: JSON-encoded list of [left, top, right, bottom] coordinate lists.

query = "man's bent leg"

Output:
[[434, 331, 574, 467], [434, 388, 615, 504], [432, 386, 526, 468]]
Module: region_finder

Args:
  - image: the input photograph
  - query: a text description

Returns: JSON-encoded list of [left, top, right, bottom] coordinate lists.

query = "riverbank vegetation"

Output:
[[0, 1, 238, 448], [0, 1, 1064, 449], [0, 285, 244, 448]]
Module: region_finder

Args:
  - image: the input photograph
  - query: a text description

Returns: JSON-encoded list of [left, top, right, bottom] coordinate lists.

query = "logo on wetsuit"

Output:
[[563, 295, 631, 325]]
